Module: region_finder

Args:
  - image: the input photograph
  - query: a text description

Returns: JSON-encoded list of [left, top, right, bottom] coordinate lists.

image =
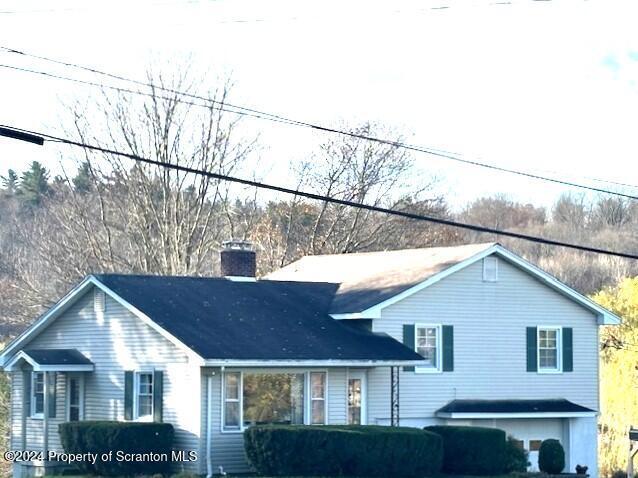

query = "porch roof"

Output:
[[436, 398, 597, 418], [5, 348, 94, 372]]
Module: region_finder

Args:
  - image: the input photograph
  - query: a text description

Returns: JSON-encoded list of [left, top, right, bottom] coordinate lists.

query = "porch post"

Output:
[[390, 366, 399, 426], [43, 371, 49, 461]]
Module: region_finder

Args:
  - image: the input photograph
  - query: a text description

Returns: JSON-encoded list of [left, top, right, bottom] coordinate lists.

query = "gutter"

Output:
[[206, 374, 213, 478], [202, 359, 425, 367]]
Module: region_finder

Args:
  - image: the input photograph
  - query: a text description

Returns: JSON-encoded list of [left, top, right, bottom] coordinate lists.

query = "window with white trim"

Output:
[[538, 327, 561, 372], [483, 256, 499, 282], [415, 324, 441, 371], [222, 371, 327, 431], [31, 371, 44, 418], [135, 372, 154, 420], [223, 372, 241, 430], [310, 372, 326, 425]]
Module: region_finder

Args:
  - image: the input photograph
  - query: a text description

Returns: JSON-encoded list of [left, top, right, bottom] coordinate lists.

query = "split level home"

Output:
[[0, 241, 620, 478]]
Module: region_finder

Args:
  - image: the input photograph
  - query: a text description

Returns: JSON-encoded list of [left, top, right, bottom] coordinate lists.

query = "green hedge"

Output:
[[539, 438, 565, 474], [58, 421, 174, 476], [244, 425, 443, 477], [425, 425, 507, 475]]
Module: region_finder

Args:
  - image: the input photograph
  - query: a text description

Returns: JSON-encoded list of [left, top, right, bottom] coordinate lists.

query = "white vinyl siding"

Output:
[[11, 288, 201, 472], [368, 257, 599, 422]]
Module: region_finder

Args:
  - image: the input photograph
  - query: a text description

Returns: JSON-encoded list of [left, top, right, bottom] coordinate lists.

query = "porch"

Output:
[[5, 349, 94, 478]]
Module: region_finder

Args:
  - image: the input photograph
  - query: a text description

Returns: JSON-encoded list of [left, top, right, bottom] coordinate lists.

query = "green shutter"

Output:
[[403, 324, 415, 372], [23, 370, 31, 417], [153, 370, 163, 423], [124, 371, 134, 420], [442, 325, 454, 372], [563, 328, 573, 372], [526, 327, 538, 372], [47, 373, 56, 418]]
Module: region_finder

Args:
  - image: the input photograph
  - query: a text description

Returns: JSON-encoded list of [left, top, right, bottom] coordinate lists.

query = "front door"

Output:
[[347, 371, 367, 425], [66, 374, 84, 421]]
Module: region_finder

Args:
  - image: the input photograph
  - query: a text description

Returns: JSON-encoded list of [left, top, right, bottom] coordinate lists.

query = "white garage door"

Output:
[[471, 418, 566, 471]]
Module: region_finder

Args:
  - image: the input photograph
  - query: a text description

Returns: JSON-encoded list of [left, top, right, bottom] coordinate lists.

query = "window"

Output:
[[529, 440, 542, 451], [310, 372, 326, 425], [67, 375, 83, 421], [135, 372, 154, 420], [483, 256, 499, 282], [94, 289, 106, 313], [31, 372, 44, 418], [243, 373, 305, 427], [538, 327, 561, 372], [512, 439, 524, 450], [224, 372, 241, 430], [222, 371, 328, 431], [415, 324, 441, 372], [348, 378, 362, 425]]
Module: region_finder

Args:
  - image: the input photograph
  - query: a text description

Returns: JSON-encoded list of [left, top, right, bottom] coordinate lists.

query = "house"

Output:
[[0, 241, 619, 478]]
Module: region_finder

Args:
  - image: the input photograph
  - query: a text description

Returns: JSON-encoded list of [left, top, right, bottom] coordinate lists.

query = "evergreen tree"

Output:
[[0, 169, 18, 194], [72, 161, 92, 193], [17, 161, 50, 206]]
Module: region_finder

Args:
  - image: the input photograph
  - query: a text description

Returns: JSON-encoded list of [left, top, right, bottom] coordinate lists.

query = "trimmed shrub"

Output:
[[425, 425, 507, 475], [244, 424, 443, 477], [58, 421, 174, 476], [539, 438, 565, 474], [504, 435, 530, 472]]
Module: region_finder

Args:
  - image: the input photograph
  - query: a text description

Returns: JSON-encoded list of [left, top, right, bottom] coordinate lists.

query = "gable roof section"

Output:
[[92, 275, 423, 363], [267, 243, 495, 314], [267, 243, 621, 324], [1, 275, 424, 366]]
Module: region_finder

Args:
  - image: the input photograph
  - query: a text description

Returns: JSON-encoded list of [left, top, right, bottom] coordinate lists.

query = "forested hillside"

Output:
[[2, 156, 637, 338]]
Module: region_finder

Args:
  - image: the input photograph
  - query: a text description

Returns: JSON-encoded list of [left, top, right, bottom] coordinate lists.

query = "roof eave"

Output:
[[203, 358, 426, 367], [436, 411, 598, 419]]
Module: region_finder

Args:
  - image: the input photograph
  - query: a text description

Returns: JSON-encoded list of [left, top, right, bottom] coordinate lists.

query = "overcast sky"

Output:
[[1, 0, 638, 210]]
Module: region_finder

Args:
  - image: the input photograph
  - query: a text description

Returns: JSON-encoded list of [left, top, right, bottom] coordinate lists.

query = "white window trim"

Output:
[[133, 370, 154, 421], [66, 374, 85, 422], [414, 324, 443, 374], [221, 370, 329, 433], [221, 371, 243, 433], [483, 256, 499, 282], [30, 371, 45, 419], [537, 326, 562, 374], [308, 371, 328, 425]]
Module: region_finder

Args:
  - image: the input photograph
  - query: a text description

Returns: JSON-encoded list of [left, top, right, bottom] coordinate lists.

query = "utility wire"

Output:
[[1, 123, 638, 261], [2, 45, 638, 199]]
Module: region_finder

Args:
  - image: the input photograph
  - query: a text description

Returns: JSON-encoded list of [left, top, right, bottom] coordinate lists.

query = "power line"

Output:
[[3, 45, 638, 200], [1, 123, 638, 261]]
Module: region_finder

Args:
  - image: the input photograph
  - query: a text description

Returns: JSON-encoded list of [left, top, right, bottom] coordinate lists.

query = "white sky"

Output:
[[1, 0, 638, 210]]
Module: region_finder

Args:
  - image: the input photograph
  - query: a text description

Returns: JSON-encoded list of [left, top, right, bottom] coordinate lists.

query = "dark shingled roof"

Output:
[[24, 348, 93, 366], [266, 243, 496, 314], [436, 399, 596, 415], [93, 274, 424, 362]]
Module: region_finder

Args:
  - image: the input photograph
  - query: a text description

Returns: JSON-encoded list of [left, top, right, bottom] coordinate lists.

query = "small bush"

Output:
[[504, 435, 530, 472], [538, 438, 566, 474], [612, 470, 628, 478], [244, 424, 443, 477], [425, 425, 507, 475], [59, 421, 174, 476]]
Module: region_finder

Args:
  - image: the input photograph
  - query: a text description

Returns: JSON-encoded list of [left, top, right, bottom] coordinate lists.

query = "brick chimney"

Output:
[[220, 240, 256, 278]]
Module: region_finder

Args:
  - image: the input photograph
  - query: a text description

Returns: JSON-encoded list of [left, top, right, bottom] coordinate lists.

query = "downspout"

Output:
[[206, 373, 213, 478]]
